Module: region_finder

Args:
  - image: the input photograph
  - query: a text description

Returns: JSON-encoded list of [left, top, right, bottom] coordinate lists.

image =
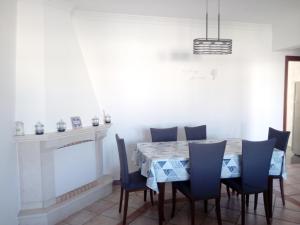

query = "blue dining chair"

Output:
[[150, 127, 178, 142], [171, 141, 226, 225], [184, 125, 207, 141], [222, 139, 276, 225], [116, 134, 153, 225], [253, 127, 290, 209]]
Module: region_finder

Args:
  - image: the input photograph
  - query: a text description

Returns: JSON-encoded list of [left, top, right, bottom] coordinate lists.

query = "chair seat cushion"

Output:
[[174, 180, 217, 200], [123, 171, 147, 191], [270, 174, 282, 179], [222, 178, 243, 192], [222, 178, 266, 194]]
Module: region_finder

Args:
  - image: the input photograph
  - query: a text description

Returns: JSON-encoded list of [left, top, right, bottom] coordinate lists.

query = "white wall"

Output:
[[15, 1, 300, 182], [16, 0, 46, 132], [0, 0, 19, 224], [73, 12, 299, 177], [273, 13, 300, 50], [16, 0, 100, 134], [44, 3, 100, 130]]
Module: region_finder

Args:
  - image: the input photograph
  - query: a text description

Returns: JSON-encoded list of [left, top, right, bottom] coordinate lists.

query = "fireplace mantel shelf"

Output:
[[16, 123, 113, 225], [15, 124, 111, 143]]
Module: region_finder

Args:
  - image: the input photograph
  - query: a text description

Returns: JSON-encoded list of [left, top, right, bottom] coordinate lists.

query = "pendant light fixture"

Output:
[[193, 0, 232, 55]]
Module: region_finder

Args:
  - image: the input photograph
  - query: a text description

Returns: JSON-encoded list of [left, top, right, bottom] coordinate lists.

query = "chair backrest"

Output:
[[189, 141, 226, 200], [150, 127, 178, 142], [268, 127, 290, 152], [185, 125, 207, 141], [115, 134, 129, 185], [242, 139, 276, 193]]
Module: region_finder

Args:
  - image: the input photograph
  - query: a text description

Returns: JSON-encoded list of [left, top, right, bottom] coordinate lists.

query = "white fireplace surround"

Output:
[[16, 124, 113, 225]]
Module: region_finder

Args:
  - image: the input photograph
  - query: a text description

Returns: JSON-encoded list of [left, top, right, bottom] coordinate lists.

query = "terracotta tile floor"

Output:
[[57, 152, 300, 225]]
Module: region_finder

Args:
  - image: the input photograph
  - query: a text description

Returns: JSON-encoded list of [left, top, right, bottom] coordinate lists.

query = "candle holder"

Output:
[[15, 121, 25, 136], [35, 122, 44, 135], [104, 114, 111, 124], [92, 116, 99, 126], [56, 119, 66, 132]]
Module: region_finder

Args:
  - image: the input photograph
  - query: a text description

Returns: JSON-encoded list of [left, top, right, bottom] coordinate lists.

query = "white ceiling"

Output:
[[52, 0, 300, 24]]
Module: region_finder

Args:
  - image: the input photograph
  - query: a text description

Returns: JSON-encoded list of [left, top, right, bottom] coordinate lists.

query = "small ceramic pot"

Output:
[[92, 117, 99, 126], [35, 122, 44, 135], [15, 121, 25, 136], [57, 120, 66, 132], [104, 114, 111, 124]]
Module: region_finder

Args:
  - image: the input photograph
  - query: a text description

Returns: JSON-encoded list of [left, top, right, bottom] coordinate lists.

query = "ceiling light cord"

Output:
[[218, 0, 220, 40], [206, 0, 208, 40], [206, 0, 220, 40], [193, 0, 232, 54]]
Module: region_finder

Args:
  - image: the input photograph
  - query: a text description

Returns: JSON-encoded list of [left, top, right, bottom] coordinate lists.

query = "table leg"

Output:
[[268, 177, 273, 218], [158, 182, 165, 225]]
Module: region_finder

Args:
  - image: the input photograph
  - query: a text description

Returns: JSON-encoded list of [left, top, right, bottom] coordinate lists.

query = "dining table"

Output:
[[134, 139, 286, 225]]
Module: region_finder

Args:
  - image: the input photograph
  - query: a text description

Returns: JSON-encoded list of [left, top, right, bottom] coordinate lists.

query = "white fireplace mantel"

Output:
[[16, 124, 113, 225]]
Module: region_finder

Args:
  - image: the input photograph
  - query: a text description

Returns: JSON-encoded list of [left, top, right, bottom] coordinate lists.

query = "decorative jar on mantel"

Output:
[[104, 114, 111, 124], [15, 121, 24, 136], [92, 116, 99, 126], [35, 122, 44, 135], [57, 119, 66, 132]]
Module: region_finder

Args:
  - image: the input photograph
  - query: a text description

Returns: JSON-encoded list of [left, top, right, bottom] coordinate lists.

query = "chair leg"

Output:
[[171, 184, 176, 218], [204, 200, 208, 213], [144, 190, 147, 202], [119, 187, 124, 213], [246, 194, 249, 207], [254, 194, 258, 211], [226, 185, 231, 199], [215, 198, 222, 225], [150, 190, 154, 206], [279, 177, 286, 206], [241, 194, 245, 225], [268, 177, 273, 218], [234, 189, 239, 197], [190, 199, 195, 225], [263, 191, 271, 225], [123, 191, 129, 225]]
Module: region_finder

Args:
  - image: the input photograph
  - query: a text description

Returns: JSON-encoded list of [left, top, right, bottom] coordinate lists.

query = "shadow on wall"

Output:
[[157, 50, 203, 62]]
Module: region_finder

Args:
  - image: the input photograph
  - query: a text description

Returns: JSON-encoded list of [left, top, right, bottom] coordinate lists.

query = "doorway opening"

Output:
[[283, 56, 300, 156]]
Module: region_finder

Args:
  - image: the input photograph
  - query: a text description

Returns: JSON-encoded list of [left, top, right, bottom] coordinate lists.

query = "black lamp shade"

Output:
[[193, 38, 232, 55]]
